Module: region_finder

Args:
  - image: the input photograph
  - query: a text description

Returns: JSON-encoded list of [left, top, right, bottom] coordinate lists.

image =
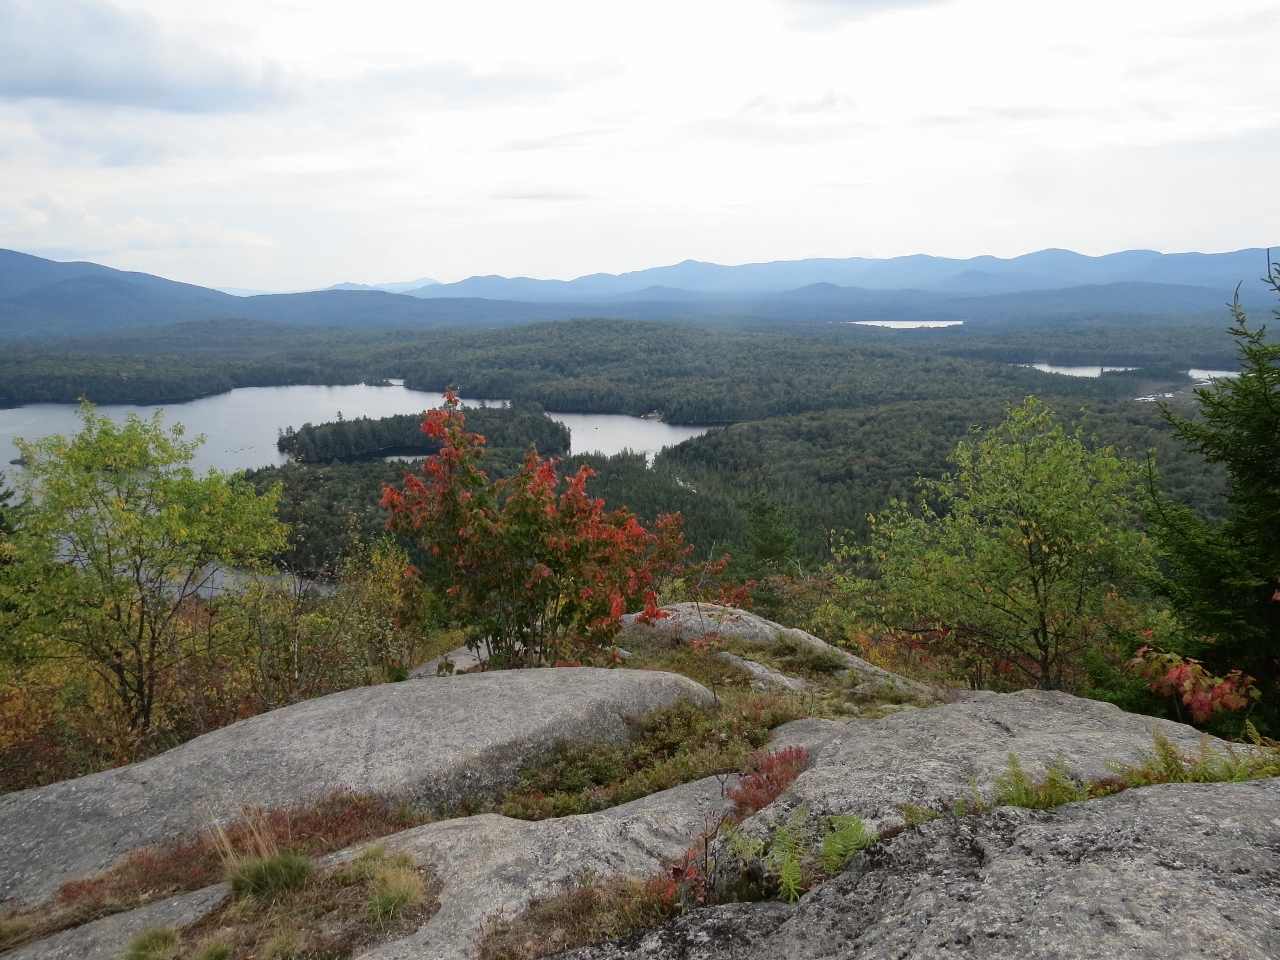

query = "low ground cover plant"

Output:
[[476, 874, 684, 960], [494, 696, 805, 821], [121, 845, 438, 960], [0, 791, 427, 954], [476, 725, 1280, 960], [476, 741, 813, 960]]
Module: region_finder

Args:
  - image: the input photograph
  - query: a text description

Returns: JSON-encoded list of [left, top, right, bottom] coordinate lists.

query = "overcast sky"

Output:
[[1, 0, 1277, 289]]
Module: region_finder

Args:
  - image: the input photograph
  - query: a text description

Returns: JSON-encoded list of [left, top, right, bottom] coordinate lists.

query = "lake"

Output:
[[1021, 364, 1138, 377], [0, 383, 711, 475], [850, 320, 964, 328]]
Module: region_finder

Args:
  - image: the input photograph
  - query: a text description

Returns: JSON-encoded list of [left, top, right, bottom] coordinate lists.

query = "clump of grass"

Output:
[[178, 847, 439, 959], [228, 852, 315, 902], [261, 928, 301, 958], [123, 926, 180, 960], [351, 847, 426, 923], [476, 874, 682, 960], [367, 865, 424, 922], [190, 943, 232, 960], [0, 790, 431, 953]]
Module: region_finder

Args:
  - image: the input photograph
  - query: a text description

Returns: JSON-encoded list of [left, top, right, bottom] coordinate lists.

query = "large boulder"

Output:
[[353, 774, 737, 960], [5, 774, 735, 960], [620, 603, 938, 702], [556, 777, 1280, 960], [0, 668, 713, 908], [741, 689, 1221, 835]]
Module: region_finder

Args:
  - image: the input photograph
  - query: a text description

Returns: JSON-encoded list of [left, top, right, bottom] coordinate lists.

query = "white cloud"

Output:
[[781, 0, 953, 26], [0, 0, 1277, 289], [1, 193, 269, 252], [352, 62, 595, 108], [0, 0, 285, 112]]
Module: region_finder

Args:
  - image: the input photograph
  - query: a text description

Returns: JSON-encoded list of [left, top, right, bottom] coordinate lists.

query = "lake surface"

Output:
[[0, 384, 710, 475], [1021, 364, 1138, 377], [851, 320, 964, 328]]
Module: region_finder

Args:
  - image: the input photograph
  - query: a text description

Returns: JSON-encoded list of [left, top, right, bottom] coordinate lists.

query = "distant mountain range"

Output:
[[397, 248, 1278, 301], [0, 246, 1273, 340]]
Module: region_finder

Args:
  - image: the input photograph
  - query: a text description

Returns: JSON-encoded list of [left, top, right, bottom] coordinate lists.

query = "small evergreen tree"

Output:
[[747, 494, 799, 570], [1147, 263, 1280, 721]]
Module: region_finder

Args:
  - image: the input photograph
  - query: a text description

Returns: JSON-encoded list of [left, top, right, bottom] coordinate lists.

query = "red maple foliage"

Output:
[[1128, 645, 1260, 725], [382, 393, 690, 667]]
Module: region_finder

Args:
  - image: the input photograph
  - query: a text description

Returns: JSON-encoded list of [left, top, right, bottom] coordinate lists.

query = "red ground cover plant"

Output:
[[726, 745, 809, 818], [383, 393, 691, 667]]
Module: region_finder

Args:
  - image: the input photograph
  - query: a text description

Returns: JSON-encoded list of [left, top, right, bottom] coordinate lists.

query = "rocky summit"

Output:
[[3, 607, 1277, 960], [0, 668, 711, 908], [557, 778, 1280, 960]]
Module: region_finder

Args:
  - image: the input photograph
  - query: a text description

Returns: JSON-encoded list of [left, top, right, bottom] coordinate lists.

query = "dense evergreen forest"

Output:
[[0, 314, 1235, 410], [1, 311, 1238, 573], [277, 402, 570, 462], [248, 393, 1226, 576]]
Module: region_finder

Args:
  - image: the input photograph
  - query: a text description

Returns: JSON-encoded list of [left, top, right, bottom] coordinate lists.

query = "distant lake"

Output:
[[1021, 364, 1138, 377], [1019, 364, 1241, 380], [850, 320, 964, 329], [0, 384, 710, 475]]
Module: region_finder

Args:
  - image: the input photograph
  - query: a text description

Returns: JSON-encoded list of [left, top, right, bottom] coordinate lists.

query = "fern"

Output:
[[819, 815, 872, 875], [776, 856, 805, 903], [767, 808, 810, 902]]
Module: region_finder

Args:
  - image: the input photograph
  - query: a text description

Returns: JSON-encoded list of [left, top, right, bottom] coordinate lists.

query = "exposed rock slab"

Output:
[[620, 603, 937, 701], [716, 652, 809, 692], [556, 778, 1280, 960], [350, 774, 739, 960], [410, 644, 485, 678], [0, 668, 712, 908], [4, 885, 228, 960], [747, 689, 1221, 835]]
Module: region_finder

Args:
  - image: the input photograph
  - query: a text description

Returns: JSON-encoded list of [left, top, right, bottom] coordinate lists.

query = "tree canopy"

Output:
[[856, 398, 1153, 691], [4, 405, 285, 734], [1147, 269, 1280, 718]]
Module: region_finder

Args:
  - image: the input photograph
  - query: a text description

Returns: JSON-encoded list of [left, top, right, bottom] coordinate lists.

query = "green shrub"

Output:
[[228, 852, 315, 901], [784, 644, 848, 676], [498, 695, 805, 820]]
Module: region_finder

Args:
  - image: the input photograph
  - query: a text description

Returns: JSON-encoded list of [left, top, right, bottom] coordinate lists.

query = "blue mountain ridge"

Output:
[[0, 246, 1274, 339]]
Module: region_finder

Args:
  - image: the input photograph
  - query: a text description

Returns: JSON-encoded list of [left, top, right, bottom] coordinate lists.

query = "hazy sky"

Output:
[[1, 0, 1277, 289]]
